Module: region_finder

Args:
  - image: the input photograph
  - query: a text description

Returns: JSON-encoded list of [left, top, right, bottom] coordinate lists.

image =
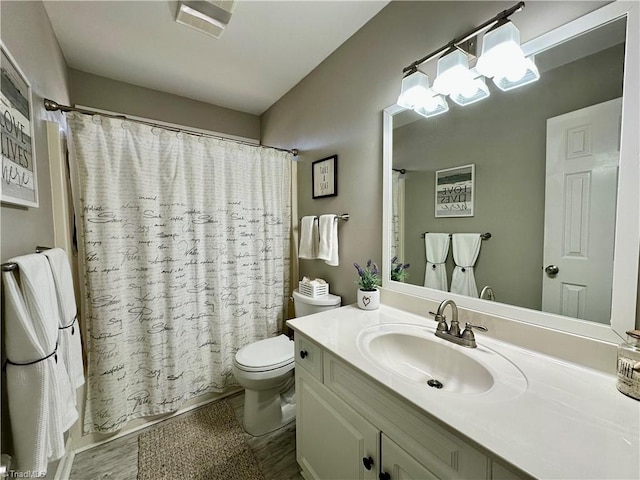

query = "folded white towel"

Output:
[[43, 248, 85, 392], [299, 216, 318, 259], [317, 214, 339, 266], [423, 233, 450, 291], [3, 254, 78, 473]]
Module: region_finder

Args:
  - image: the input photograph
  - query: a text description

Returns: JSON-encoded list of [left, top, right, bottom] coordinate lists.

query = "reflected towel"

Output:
[[424, 233, 450, 291], [318, 214, 339, 266], [450, 234, 482, 297], [299, 216, 318, 259], [43, 248, 85, 392]]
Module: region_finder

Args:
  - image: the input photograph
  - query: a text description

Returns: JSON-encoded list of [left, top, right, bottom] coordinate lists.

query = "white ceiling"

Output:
[[43, 1, 390, 115]]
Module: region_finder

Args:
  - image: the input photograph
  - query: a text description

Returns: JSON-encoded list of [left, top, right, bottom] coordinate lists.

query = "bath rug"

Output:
[[137, 400, 265, 480]]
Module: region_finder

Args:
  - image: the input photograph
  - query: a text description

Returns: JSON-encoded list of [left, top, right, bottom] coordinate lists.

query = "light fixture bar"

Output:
[[402, 1, 525, 75]]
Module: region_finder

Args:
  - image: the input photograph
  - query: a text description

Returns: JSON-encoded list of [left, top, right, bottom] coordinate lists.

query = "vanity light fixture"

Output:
[[398, 2, 532, 117], [432, 49, 490, 106], [398, 69, 449, 118], [476, 20, 540, 91]]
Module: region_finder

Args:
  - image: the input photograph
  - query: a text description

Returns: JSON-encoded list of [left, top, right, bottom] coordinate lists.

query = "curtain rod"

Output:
[[43, 99, 299, 156]]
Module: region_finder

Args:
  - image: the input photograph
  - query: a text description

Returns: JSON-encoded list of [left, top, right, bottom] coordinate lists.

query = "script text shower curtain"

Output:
[[67, 114, 291, 433]]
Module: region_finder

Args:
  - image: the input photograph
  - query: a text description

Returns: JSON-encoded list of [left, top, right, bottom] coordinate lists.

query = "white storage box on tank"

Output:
[[298, 281, 329, 298]]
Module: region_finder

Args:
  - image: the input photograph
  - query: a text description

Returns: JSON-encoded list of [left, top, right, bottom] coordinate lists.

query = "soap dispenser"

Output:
[[617, 330, 640, 400]]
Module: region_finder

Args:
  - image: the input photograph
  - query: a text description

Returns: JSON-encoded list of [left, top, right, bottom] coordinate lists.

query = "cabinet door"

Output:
[[296, 368, 379, 480], [380, 434, 440, 480]]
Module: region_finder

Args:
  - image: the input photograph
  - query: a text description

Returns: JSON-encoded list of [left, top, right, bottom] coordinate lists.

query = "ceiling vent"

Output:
[[176, 1, 236, 39]]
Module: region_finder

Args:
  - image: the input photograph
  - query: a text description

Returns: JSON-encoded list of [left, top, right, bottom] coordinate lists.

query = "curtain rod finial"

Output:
[[44, 98, 59, 111], [291, 148, 299, 157]]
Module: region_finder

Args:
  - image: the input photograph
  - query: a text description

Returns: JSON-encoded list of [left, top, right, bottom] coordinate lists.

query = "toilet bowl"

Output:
[[233, 289, 341, 436], [232, 334, 296, 436]]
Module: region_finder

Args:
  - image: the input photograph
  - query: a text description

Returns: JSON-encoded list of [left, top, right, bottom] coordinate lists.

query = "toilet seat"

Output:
[[235, 334, 294, 372]]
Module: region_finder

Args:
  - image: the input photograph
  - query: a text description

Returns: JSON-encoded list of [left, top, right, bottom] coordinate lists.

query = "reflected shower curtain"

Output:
[[67, 113, 291, 433], [391, 171, 405, 261]]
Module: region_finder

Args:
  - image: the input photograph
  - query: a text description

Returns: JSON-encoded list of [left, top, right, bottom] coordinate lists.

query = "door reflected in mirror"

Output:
[[391, 17, 626, 325]]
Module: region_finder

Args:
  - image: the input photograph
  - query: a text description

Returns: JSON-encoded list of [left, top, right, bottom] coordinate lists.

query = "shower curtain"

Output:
[[391, 171, 405, 262], [67, 113, 291, 433]]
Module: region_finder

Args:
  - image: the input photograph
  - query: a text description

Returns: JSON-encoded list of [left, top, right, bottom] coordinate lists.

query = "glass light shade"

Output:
[[433, 50, 490, 106], [492, 56, 540, 91], [449, 76, 490, 106], [477, 21, 525, 78], [414, 94, 449, 118], [397, 70, 431, 108]]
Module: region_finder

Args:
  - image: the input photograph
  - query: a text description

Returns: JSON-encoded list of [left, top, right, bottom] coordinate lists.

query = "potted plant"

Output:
[[354, 260, 381, 310], [390, 256, 410, 282]]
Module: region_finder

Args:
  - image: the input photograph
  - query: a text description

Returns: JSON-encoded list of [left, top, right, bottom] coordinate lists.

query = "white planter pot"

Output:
[[357, 289, 380, 310]]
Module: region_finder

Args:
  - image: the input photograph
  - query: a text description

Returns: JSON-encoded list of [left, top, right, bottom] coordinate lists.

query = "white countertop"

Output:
[[287, 304, 640, 480]]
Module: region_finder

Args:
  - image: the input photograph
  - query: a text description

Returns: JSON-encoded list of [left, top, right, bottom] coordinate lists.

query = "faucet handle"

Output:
[[428, 311, 448, 332], [464, 323, 488, 332], [461, 323, 488, 347]]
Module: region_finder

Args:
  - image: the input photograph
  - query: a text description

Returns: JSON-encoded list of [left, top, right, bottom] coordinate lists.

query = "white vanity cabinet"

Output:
[[294, 333, 529, 480], [296, 367, 379, 479]]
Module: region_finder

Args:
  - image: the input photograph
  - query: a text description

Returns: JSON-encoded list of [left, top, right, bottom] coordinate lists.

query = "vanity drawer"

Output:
[[324, 352, 489, 480], [295, 333, 323, 382]]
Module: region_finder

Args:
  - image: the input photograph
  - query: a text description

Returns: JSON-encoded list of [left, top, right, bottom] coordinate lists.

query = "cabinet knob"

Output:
[[379, 472, 391, 480], [300, 350, 308, 359], [362, 456, 374, 470]]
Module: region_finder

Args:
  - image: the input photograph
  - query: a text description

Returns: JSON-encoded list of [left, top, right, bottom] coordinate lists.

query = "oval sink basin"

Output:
[[357, 323, 527, 396]]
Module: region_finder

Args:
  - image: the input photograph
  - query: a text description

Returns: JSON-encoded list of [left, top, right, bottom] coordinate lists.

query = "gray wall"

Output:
[[69, 69, 260, 140], [261, 1, 610, 305], [0, 0, 70, 470], [0, 0, 69, 261], [398, 45, 624, 311]]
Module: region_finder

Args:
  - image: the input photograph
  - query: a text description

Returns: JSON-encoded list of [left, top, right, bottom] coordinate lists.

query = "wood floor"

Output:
[[69, 392, 302, 480]]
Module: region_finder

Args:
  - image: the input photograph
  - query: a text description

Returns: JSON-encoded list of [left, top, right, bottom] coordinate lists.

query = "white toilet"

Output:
[[232, 289, 341, 436]]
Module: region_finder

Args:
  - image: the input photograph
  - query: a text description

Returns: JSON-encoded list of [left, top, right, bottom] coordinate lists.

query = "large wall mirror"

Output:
[[382, 2, 639, 343]]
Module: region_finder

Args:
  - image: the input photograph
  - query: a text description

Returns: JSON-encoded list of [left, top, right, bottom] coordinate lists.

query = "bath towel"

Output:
[[43, 248, 85, 392], [298, 216, 318, 259], [317, 214, 339, 266], [424, 233, 450, 291], [3, 254, 78, 473], [450, 234, 482, 297]]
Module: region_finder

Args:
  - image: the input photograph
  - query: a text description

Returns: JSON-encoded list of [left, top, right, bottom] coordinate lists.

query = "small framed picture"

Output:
[[435, 164, 474, 218], [1, 41, 38, 207], [312, 155, 337, 199]]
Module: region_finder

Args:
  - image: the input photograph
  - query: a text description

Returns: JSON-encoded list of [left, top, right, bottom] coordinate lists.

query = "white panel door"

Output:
[[296, 368, 379, 480], [542, 98, 621, 323]]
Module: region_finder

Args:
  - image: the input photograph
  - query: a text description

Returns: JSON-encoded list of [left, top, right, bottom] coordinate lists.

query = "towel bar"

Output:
[[299, 213, 349, 222], [1, 246, 53, 271], [421, 232, 491, 239]]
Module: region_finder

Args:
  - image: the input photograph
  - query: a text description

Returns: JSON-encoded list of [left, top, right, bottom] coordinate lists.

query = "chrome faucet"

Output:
[[480, 286, 495, 301], [430, 299, 488, 348]]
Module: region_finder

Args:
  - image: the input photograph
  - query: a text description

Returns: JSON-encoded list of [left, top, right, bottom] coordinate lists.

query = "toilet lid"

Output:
[[235, 334, 294, 371]]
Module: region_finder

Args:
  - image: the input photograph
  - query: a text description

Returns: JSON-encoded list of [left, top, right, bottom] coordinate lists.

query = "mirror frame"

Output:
[[382, 1, 639, 343]]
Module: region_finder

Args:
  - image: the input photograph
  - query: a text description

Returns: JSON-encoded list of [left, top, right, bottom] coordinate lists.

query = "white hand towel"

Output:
[[450, 234, 482, 297], [3, 254, 78, 473], [43, 248, 85, 391], [317, 214, 339, 266], [423, 233, 450, 291], [299, 216, 318, 259]]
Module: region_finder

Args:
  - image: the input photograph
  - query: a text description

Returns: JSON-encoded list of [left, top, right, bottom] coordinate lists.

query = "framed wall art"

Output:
[[1, 41, 38, 207], [312, 155, 337, 199], [435, 164, 474, 218]]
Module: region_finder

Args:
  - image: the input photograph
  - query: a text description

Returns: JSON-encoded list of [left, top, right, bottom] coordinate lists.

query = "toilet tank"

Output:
[[292, 289, 341, 317]]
